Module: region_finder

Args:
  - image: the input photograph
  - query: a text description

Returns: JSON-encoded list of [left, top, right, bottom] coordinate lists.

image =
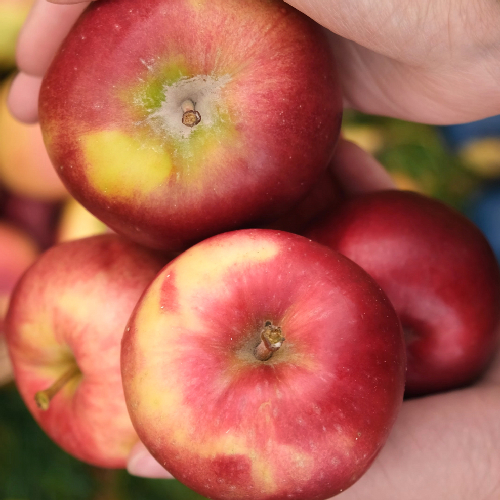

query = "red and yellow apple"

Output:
[[0, 0, 33, 70], [0, 221, 38, 332], [121, 229, 406, 499], [5, 234, 168, 467], [306, 190, 500, 395], [0, 78, 68, 201], [0, 221, 38, 386], [39, 0, 342, 251]]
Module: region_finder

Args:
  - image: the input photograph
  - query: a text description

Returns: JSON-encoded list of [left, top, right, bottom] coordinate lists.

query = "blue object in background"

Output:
[[438, 115, 500, 152], [466, 182, 500, 262]]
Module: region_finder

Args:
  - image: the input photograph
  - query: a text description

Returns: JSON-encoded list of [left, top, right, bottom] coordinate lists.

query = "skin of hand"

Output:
[[6, 0, 500, 497], [7, 0, 500, 124]]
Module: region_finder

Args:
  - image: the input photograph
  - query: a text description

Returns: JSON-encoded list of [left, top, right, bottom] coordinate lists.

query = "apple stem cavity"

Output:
[[181, 99, 201, 128], [34, 364, 81, 411], [254, 321, 285, 361]]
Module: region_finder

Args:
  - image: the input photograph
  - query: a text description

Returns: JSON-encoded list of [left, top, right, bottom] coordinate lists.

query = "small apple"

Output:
[[0, 78, 68, 201], [305, 190, 500, 395], [0, 0, 33, 70], [39, 0, 342, 251], [121, 229, 406, 500], [5, 234, 169, 468]]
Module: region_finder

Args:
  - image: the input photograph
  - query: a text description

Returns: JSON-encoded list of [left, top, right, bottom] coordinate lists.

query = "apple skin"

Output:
[[0, 221, 38, 333], [264, 168, 344, 234], [39, 0, 342, 251], [0, 221, 37, 386], [121, 229, 406, 500], [0, 78, 68, 201], [5, 234, 169, 468], [305, 190, 500, 396]]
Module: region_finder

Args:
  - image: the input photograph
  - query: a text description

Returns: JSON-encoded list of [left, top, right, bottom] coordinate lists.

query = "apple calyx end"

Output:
[[34, 364, 81, 411], [254, 321, 285, 361], [181, 99, 201, 128]]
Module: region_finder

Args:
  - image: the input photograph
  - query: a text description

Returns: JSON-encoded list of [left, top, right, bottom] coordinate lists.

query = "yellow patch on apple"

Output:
[[84, 130, 172, 199]]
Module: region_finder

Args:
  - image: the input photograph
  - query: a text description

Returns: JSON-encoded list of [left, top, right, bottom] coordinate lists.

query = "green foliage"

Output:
[[0, 385, 206, 500]]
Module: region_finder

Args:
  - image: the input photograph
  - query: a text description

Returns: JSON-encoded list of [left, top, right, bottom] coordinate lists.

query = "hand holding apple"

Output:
[[5, 234, 169, 467]]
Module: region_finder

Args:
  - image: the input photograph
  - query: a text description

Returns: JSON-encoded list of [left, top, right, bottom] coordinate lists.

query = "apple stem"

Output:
[[254, 321, 285, 361], [181, 99, 201, 128], [34, 365, 80, 411]]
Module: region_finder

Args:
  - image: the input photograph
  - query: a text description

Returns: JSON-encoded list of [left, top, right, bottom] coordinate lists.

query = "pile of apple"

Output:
[[3, 0, 500, 499]]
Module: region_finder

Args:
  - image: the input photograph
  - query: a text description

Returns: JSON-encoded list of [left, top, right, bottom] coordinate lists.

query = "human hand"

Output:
[[125, 139, 500, 499], [8, 0, 500, 124]]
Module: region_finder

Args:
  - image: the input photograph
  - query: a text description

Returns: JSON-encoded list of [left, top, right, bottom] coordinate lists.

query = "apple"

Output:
[[264, 168, 344, 234], [0, 0, 33, 71], [0, 77, 68, 201], [121, 229, 406, 500], [5, 234, 169, 468], [305, 190, 500, 396], [0, 221, 38, 386], [39, 0, 342, 251], [0, 221, 38, 333]]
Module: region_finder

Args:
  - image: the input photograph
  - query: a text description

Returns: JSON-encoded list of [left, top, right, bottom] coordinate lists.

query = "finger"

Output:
[[6, 73, 42, 123], [127, 441, 174, 479], [330, 138, 396, 194], [16, 0, 90, 77]]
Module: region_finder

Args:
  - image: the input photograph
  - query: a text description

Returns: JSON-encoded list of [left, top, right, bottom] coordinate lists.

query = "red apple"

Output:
[[5, 234, 169, 467], [121, 229, 406, 500], [0, 0, 33, 70], [0, 78, 68, 201], [305, 190, 500, 395], [39, 0, 342, 251], [0, 221, 38, 386], [0, 221, 38, 333], [264, 168, 344, 234]]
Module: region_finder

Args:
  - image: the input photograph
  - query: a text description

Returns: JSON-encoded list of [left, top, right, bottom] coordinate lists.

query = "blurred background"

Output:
[[1, 2, 500, 499]]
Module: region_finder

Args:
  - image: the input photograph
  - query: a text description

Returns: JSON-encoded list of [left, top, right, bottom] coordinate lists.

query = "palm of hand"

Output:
[[286, 0, 500, 123]]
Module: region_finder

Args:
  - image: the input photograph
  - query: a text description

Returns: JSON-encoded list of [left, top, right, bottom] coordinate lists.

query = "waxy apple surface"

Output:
[[39, 0, 342, 251], [121, 229, 406, 500], [306, 190, 500, 395], [6, 234, 168, 467]]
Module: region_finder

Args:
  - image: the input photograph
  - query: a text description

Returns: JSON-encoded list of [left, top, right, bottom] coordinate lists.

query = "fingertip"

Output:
[[6, 73, 42, 124], [127, 441, 174, 479], [16, 0, 90, 76]]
